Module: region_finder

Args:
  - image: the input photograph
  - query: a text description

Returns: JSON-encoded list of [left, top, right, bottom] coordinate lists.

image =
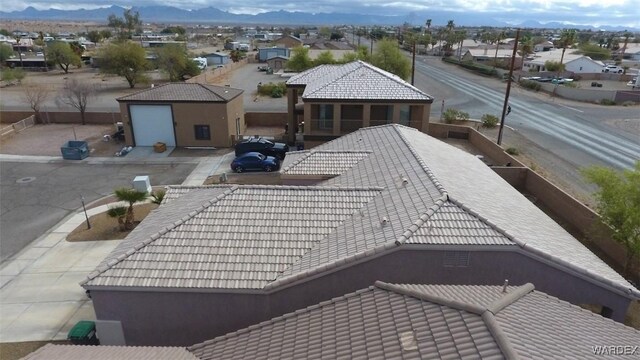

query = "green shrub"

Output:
[[519, 79, 541, 91], [257, 82, 286, 97], [443, 108, 470, 124], [1, 68, 24, 82], [506, 147, 520, 155], [562, 81, 579, 88], [442, 57, 498, 76], [481, 114, 499, 128], [150, 189, 166, 205], [271, 87, 284, 98], [599, 99, 616, 106]]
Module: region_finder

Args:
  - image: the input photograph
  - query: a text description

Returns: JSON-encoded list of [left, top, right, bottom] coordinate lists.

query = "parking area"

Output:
[[215, 62, 288, 112], [575, 79, 636, 90]]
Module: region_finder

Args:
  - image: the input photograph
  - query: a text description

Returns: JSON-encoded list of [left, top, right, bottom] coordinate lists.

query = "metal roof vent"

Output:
[[401, 177, 409, 186], [381, 217, 389, 226], [502, 279, 509, 293]]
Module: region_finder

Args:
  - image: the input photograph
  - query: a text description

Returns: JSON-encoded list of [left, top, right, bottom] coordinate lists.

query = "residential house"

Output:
[[26, 282, 640, 359], [203, 52, 229, 66], [258, 47, 290, 62], [117, 83, 245, 148], [534, 40, 555, 52], [285, 61, 433, 146], [274, 34, 303, 48], [82, 124, 638, 346], [266, 55, 289, 71], [462, 48, 522, 68], [617, 42, 640, 61], [523, 49, 604, 73]]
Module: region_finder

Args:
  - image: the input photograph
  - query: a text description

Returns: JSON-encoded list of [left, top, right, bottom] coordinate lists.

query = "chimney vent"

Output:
[[502, 279, 509, 293]]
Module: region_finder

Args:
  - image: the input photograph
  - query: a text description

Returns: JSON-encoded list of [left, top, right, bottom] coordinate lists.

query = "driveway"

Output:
[[0, 160, 196, 262]]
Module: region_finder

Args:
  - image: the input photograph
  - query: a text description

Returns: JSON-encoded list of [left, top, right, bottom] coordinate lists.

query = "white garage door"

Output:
[[129, 105, 176, 147]]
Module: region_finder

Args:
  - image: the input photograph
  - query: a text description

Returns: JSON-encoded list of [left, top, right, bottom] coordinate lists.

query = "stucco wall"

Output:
[[539, 83, 617, 102], [1, 111, 119, 124], [91, 249, 632, 346]]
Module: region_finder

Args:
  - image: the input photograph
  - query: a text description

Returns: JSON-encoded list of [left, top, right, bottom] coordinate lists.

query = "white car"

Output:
[[36, 52, 44, 57], [602, 65, 623, 73]]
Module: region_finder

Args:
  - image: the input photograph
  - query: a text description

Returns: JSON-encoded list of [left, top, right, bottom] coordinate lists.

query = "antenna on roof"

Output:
[[502, 279, 509, 293]]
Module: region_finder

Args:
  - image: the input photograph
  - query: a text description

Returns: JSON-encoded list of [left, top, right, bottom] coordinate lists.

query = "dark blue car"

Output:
[[230, 152, 280, 173]]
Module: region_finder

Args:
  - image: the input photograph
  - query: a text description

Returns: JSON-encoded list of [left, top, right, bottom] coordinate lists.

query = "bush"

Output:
[[442, 57, 498, 77], [1, 68, 25, 82], [271, 87, 284, 98], [599, 99, 616, 106], [519, 79, 541, 91], [257, 82, 286, 97], [481, 114, 499, 128], [443, 108, 470, 124], [506, 147, 520, 155]]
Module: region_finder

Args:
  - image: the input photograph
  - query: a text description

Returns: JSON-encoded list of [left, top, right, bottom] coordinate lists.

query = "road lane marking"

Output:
[[557, 104, 584, 113]]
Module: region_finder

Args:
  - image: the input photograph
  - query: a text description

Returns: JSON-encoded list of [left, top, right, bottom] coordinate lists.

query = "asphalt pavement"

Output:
[[0, 159, 197, 262]]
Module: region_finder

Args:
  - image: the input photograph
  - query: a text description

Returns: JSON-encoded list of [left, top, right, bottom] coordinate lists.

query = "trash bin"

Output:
[[61, 141, 89, 160], [67, 320, 99, 345]]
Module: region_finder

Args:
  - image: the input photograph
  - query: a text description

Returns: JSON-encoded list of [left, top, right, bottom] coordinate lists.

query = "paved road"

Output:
[[414, 57, 640, 171], [0, 160, 196, 262]]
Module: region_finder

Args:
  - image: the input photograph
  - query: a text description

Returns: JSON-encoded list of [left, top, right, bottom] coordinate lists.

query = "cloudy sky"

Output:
[[6, 0, 640, 28]]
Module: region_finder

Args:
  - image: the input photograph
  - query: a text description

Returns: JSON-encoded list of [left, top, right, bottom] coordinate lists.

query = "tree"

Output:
[[113, 187, 149, 230], [23, 85, 50, 124], [108, 9, 142, 39], [558, 29, 577, 73], [47, 41, 81, 73], [493, 30, 506, 68], [0, 43, 12, 63], [100, 30, 112, 40], [371, 39, 411, 80], [99, 42, 149, 88], [425, 19, 432, 32], [155, 44, 200, 81], [342, 45, 370, 63], [544, 60, 565, 72], [582, 162, 640, 279], [519, 35, 534, 67], [314, 50, 336, 66], [576, 43, 611, 60], [87, 30, 103, 43], [620, 31, 631, 60], [287, 46, 313, 71], [56, 78, 95, 125], [230, 49, 243, 62], [107, 206, 127, 231]]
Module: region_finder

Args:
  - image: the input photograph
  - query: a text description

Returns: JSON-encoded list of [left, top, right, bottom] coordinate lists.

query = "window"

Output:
[[194, 125, 211, 140], [341, 104, 363, 133], [311, 104, 334, 132], [370, 105, 393, 127], [399, 105, 412, 126]]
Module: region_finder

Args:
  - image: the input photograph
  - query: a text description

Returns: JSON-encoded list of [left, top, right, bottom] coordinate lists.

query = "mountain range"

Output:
[[0, 5, 635, 31]]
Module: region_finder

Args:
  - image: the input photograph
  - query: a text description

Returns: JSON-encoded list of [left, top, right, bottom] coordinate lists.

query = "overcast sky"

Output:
[[6, 0, 640, 28]]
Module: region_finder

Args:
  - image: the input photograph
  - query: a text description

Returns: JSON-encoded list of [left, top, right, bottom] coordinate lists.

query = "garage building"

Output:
[[117, 83, 245, 148]]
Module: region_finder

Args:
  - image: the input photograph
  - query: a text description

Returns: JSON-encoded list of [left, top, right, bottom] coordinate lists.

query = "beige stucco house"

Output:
[[285, 61, 434, 147], [117, 83, 245, 148]]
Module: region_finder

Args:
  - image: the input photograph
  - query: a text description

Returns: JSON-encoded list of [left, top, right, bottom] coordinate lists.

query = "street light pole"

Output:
[[497, 28, 520, 146]]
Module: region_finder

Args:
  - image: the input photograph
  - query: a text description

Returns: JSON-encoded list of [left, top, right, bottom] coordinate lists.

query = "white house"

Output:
[[534, 41, 554, 52], [523, 49, 604, 73]]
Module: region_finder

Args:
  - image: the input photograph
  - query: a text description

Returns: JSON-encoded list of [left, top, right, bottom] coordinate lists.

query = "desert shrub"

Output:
[[442, 57, 498, 76], [599, 99, 616, 106], [271, 87, 284, 98], [563, 81, 579, 88], [481, 114, 499, 128], [443, 108, 470, 124], [506, 147, 520, 155], [622, 101, 637, 107], [519, 79, 541, 91], [257, 82, 286, 97]]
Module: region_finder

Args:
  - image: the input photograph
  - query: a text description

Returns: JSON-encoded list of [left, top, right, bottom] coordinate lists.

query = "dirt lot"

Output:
[[0, 124, 123, 157]]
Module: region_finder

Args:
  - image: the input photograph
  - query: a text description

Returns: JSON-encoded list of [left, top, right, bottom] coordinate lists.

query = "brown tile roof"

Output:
[[189, 282, 640, 359], [22, 344, 197, 360], [117, 83, 243, 102]]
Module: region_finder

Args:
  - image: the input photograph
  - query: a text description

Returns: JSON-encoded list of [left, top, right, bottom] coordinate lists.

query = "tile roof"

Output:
[[82, 186, 383, 289], [22, 344, 197, 360], [281, 150, 372, 175], [286, 60, 433, 101], [85, 124, 637, 298], [117, 83, 243, 102], [189, 282, 640, 359], [272, 125, 636, 297]]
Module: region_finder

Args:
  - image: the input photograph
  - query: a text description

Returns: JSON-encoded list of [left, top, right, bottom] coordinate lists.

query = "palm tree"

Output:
[[456, 30, 467, 61], [620, 31, 631, 60], [107, 206, 127, 231], [493, 30, 505, 68], [558, 29, 577, 74], [425, 19, 432, 32], [114, 187, 148, 230], [14, 35, 23, 69], [446, 20, 455, 32], [519, 35, 534, 69]]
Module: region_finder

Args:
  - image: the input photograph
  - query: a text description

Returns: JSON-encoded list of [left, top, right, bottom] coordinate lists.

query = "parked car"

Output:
[[602, 65, 624, 73], [35, 52, 44, 57], [235, 137, 289, 159], [230, 152, 280, 173]]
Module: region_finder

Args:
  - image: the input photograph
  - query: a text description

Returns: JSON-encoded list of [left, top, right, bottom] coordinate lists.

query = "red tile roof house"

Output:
[[81, 125, 638, 346], [27, 282, 640, 359]]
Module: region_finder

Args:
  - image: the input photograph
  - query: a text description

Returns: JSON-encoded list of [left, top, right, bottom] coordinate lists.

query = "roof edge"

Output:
[[374, 281, 486, 315], [80, 186, 239, 286], [395, 125, 446, 194]]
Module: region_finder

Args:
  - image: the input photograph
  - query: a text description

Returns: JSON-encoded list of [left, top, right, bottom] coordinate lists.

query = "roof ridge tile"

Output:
[[394, 125, 446, 194], [446, 197, 519, 246], [486, 283, 535, 314], [374, 281, 485, 314], [396, 194, 449, 244]]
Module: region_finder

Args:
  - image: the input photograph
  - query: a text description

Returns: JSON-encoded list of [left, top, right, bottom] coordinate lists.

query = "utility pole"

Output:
[[411, 41, 416, 85], [497, 28, 520, 146]]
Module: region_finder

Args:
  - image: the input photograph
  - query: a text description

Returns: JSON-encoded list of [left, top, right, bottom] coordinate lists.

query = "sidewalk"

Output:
[[0, 154, 228, 343]]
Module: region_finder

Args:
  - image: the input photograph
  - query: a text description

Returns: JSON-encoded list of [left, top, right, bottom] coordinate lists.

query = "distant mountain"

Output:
[[0, 5, 636, 30], [517, 20, 631, 32]]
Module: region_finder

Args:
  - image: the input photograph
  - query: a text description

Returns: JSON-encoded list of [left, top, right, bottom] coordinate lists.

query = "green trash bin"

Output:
[[68, 320, 99, 345]]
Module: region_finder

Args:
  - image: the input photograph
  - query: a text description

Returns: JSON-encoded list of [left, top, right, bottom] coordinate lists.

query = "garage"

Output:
[[129, 105, 176, 147]]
